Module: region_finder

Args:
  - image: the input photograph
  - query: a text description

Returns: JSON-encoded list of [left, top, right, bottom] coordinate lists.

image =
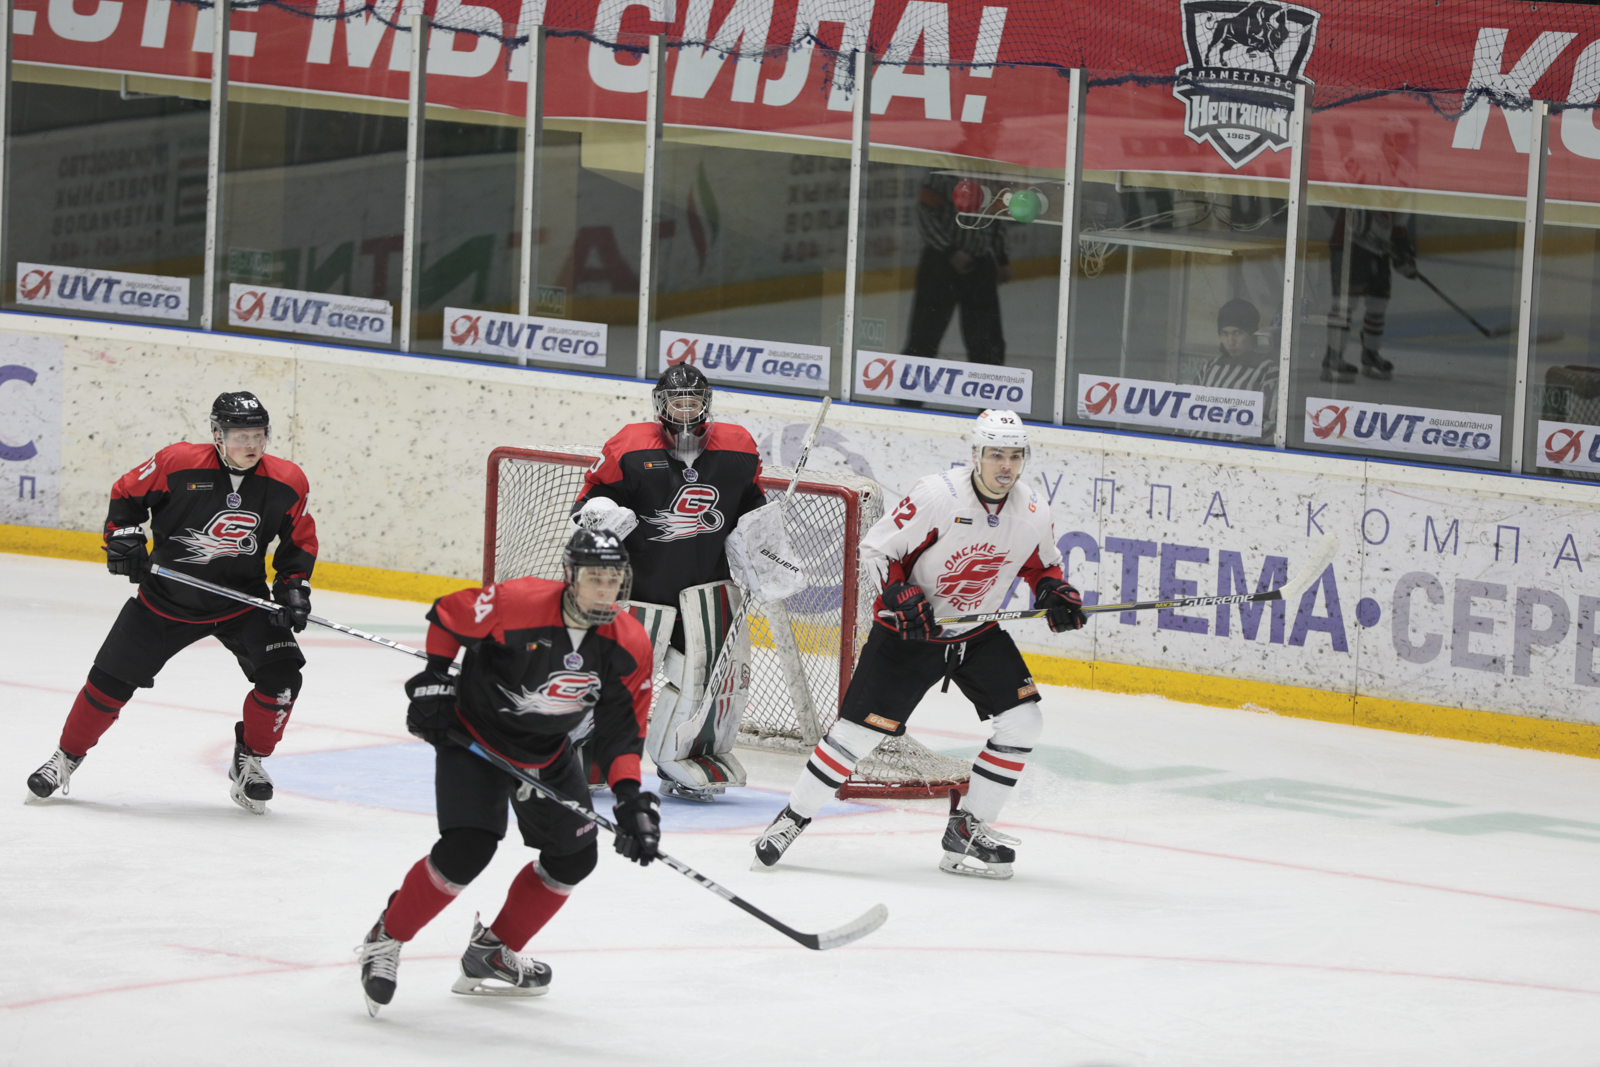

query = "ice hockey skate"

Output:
[[452, 916, 552, 997], [751, 804, 812, 870], [26, 748, 84, 799], [655, 752, 745, 803], [939, 791, 1019, 880], [228, 722, 273, 815], [356, 912, 402, 1017]]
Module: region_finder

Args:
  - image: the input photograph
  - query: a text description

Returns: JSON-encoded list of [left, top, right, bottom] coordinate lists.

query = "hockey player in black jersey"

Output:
[[356, 530, 660, 1016], [568, 364, 800, 801], [24, 392, 317, 815]]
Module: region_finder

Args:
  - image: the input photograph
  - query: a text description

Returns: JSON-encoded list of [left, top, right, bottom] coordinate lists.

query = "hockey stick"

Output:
[[147, 563, 432, 661], [682, 397, 833, 743], [1411, 269, 1564, 344], [447, 729, 886, 951], [935, 533, 1340, 627]]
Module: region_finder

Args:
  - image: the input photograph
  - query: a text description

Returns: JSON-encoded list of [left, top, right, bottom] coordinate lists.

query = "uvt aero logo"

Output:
[[1173, 0, 1320, 169]]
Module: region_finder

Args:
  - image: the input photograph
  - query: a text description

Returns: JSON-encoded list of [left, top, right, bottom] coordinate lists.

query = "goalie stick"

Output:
[[935, 533, 1341, 627], [449, 730, 887, 952], [147, 564, 432, 661], [686, 397, 833, 729]]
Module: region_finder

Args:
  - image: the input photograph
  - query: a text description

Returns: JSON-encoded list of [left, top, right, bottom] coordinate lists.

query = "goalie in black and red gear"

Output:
[[24, 391, 317, 815], [566, 363, 784, 801], [356, 529, 660, 1017]]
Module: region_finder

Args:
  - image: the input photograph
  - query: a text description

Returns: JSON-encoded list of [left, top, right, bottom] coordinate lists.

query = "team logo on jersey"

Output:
[[563, 652, 583, 670], [646, 484, 724, 542], [227, 492, 242, 508], [170, 509, 262, 563], [935, 543, 1009, 610], [987, 514, 1000, 527], [499, 672, 601, 718], [683, 468, 699, 483], [1173, 0, 1319, 169]]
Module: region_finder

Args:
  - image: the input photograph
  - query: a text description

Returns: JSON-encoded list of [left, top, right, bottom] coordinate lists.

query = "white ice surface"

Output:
[[5, 552, 1600, 1066]]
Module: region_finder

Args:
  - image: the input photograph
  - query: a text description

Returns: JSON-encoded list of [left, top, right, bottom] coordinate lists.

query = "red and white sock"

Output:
[[489, 861, 574, 952], [963, 703, 1042, 824], [241, 686, 295, 756], [382, 858, 464, 942], [790, 719, 885, 819], [59, 678, 130, 757]]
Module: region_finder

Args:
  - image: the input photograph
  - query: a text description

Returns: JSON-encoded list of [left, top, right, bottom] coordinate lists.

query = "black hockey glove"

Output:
[[878, 581, 942, 641], [105, 527, 149, 582], [404, 660, 457, 744], [270, 576, 312, 632], [1034, 576, 1087, 633], [611, 782, 661, 867]]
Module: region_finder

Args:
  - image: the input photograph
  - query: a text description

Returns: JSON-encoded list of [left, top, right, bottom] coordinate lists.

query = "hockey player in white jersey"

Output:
[[752, 410, 1085, 879]]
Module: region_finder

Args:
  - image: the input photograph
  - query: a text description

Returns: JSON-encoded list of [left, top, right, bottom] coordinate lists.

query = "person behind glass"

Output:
[[1192, 298, 1278, 442], [1324, 208, 1416, 383], [902, 172, 1011, 366]]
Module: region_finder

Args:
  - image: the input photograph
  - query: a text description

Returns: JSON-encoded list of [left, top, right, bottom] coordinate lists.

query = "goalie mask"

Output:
[[562, 529, 633, 627], [970, 409, 1029, 498], [210, 391, 271, 473], [652, 364, 713, 458]]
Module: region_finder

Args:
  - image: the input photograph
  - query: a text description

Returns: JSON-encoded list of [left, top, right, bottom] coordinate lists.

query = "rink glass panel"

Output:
[[1528, 222, 1600, 480], [1066, 75, 1290, 448], [520, 33, 647, 380], [646, 40, 850, 399], [407, 90, 525, 360], [5, 62, 211, 326], [215, 6, 408, 349], [1287, 88, 1522, 472], [853, 60, 1067, 419]]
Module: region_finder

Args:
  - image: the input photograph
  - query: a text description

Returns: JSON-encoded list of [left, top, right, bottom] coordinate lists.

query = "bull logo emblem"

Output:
[[1173, 0, 1320, 169]]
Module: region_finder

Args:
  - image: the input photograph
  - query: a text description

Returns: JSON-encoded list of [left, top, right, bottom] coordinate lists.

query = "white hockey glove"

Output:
[[572, 496, 639, 539], [725, 502, 805, 605]]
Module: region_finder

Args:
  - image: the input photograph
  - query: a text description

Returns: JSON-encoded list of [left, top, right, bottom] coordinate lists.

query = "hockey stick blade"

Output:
[[934, 533, 1343, 626], [449, 731, 886, 952]]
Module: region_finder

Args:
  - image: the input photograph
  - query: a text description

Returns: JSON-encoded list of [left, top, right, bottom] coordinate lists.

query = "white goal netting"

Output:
[[484, 445, 972, 798]]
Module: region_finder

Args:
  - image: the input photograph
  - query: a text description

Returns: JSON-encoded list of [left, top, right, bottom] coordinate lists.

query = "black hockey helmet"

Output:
[[562, 529, 633, 627], [652, 363, 712, 455], [210, 391, 270, 471]]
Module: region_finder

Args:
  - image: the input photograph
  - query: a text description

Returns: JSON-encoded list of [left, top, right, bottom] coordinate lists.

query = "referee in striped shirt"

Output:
[[1190, 299, 1278, 442]]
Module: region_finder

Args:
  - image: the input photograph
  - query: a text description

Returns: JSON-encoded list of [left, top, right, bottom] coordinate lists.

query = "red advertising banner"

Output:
[[15, 0, 1600, 202]]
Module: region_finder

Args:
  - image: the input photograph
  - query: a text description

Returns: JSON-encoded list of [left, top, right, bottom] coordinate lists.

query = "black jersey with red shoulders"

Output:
[[426, 576, 652, 785], [573, 421, 766, 607], [106, 443, 318, 623]]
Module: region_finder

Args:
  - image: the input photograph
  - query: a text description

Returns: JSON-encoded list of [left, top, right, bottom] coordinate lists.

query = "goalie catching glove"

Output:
[[1033, 576, 1086, 632], [611, 781, 661, 866], [572, 496, 639, 540], [404, 659, 457, 744], [724, 501, 805, 605], [878, 581, 942, 641]]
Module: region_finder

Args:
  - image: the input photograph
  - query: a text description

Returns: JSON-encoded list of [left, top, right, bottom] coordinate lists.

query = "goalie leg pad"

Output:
[[644, 582, 749, 787]]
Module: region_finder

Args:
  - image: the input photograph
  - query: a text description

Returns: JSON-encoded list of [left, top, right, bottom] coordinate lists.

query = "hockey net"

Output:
[[484, 446, 971, 798]]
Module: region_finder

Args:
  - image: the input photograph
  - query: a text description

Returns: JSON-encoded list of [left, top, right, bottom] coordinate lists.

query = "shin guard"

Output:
[[241, 686, 296, 756], [59, 677, 131, 756], [963, 703, 1041, 824], [792, 719, 885, 819], [489, 861, 574, 952], [383, 857, 465, 942]]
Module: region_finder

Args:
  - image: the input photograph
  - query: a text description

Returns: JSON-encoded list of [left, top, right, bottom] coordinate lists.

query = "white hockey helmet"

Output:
[[971, 409, 1029, 457]]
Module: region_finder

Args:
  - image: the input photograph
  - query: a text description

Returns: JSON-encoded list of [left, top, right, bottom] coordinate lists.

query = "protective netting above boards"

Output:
[[155, 0, 1600, 119]]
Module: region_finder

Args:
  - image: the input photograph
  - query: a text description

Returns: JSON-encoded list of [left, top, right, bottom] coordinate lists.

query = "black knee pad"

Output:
[[87, 665, 137, 703], [539, 842, 598, 888], [252, 662, 302, 702], [431, 827, 500, 886]]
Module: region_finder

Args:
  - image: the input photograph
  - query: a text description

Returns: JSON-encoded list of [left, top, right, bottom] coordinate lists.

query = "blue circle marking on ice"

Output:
[[266, 742, 878, 829], [1356, 597, 1382, 628]]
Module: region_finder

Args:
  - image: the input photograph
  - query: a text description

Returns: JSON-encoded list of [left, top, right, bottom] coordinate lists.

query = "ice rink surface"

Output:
[[5, 553, 1600, 1066]]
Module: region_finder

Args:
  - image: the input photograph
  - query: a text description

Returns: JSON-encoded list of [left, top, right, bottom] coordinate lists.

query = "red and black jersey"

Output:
[[107, 443, 318, 623], [426, 576, 652, 785], [573, 422, 766, 607]]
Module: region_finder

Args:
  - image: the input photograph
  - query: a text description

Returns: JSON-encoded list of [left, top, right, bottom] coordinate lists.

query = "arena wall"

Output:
[[3, 311, 1598, 757]]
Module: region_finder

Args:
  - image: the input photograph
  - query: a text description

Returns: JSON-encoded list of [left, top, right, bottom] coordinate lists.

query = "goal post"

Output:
[[483, 445, 971, 799]]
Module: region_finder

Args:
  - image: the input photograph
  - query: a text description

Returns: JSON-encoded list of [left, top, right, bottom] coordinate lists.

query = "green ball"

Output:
[[1008, 189, 1042, 224]]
